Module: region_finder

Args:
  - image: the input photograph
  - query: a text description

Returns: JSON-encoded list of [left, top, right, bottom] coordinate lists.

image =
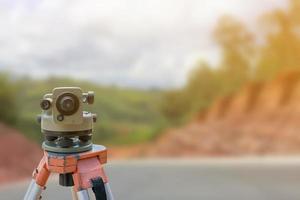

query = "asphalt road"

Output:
[[1, 158, 300, 200]]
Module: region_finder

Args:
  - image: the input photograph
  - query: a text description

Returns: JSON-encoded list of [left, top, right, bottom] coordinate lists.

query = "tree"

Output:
[[160, 89, 189, 124], [161, 16, 256, 123], [256, 0, 300, 80], [184, 61, 220, 114], [213, 15, 255, 94], [0, 73, 17, 124]]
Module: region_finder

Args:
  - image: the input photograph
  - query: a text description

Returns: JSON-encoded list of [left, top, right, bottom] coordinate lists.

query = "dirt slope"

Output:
[[148, 71, 300, 157], [0, 123, 42, 184]]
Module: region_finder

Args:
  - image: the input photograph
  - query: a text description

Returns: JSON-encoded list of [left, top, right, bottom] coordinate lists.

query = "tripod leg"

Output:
[[91, 178, 107, 200], [24, 156, 50, 200], [71, 187, 79, 200], [73, 157, 114, 200], [91, 178, 114, 200], [24, 179, 44, 200], [104, 183, 114, 200], [77, 190, 90, 200]]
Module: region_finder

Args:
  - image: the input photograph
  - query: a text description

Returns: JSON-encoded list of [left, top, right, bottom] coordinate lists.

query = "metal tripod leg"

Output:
[[23, 179, 44, 200], [77, 189, 90, 200], [24, 156, 50, 200], [105, 183, 114, 200], [73, 157, 115, 200], [72, 187, 79, 200]]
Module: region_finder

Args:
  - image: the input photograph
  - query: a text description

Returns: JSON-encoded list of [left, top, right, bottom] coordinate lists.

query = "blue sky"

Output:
[[0, 0, 286, 88]]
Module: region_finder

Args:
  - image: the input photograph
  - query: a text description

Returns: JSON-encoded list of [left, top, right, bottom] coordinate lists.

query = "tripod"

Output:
[[24, 144, 114, 200]]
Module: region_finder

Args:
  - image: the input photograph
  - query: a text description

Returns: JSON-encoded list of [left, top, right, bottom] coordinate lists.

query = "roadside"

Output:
[[0, 123, 42, 185]]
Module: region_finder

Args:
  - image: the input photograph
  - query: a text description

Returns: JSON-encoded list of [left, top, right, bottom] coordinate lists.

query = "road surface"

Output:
[[1, 158, 300, 200]]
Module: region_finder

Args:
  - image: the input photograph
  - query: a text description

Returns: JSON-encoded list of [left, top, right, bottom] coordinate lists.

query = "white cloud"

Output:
[[0, 0, 286, 88]]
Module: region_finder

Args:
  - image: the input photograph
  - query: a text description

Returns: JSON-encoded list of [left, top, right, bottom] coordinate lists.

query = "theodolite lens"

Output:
[[61, 97, 75, 112], [56, 93, 79, 116]]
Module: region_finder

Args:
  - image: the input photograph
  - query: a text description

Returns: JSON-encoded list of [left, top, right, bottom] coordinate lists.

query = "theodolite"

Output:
[[24, 87, 114, 200]]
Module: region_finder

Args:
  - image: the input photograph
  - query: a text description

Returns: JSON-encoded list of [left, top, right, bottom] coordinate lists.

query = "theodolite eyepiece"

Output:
[[39, 87, 97, 153]]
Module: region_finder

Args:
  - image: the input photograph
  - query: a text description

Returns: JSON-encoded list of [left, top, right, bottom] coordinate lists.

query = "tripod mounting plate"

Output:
[[45, 144, 107, 174]]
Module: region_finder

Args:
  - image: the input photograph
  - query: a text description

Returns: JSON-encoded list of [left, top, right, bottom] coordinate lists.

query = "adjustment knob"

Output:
[[87, 91, 94, 104], [40, 99, 52, 110], [92, 113, 97, 122]]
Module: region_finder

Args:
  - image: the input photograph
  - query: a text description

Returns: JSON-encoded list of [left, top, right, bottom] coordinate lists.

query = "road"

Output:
[[1, 158, 300, 200]]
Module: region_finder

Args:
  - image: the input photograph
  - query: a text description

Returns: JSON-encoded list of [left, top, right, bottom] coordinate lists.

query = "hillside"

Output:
[[0, 123, 42, 184], [146, 71, 300, 157]]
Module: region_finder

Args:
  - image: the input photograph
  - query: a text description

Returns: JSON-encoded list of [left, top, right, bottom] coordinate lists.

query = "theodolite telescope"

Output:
[[39, 87, 97, 153]]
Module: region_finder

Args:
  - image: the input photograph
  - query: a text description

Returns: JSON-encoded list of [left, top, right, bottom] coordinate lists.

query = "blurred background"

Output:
[[1, 0, 300, 199]]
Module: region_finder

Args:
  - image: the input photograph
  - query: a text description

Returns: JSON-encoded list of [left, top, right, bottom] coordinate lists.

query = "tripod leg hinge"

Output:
[[72, 157, 108, 191], [33, 156, 50, 187]]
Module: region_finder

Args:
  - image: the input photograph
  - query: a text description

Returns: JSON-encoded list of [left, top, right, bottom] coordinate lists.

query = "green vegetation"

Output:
[[0, 75, 166, 145], [0, 73, 18, 125], [162, 0, 300, 124]]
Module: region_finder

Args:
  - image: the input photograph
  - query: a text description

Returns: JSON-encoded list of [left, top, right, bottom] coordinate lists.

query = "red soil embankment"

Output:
[[147, 71, 300, 157], [0, 124, 42, 184]]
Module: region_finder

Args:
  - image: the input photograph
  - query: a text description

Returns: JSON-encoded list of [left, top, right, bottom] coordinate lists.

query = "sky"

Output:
[[0, 0, 287, 89]]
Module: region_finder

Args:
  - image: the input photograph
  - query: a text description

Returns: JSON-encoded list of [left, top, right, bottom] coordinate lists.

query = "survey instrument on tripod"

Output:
[[24, 87, 114, 200]]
